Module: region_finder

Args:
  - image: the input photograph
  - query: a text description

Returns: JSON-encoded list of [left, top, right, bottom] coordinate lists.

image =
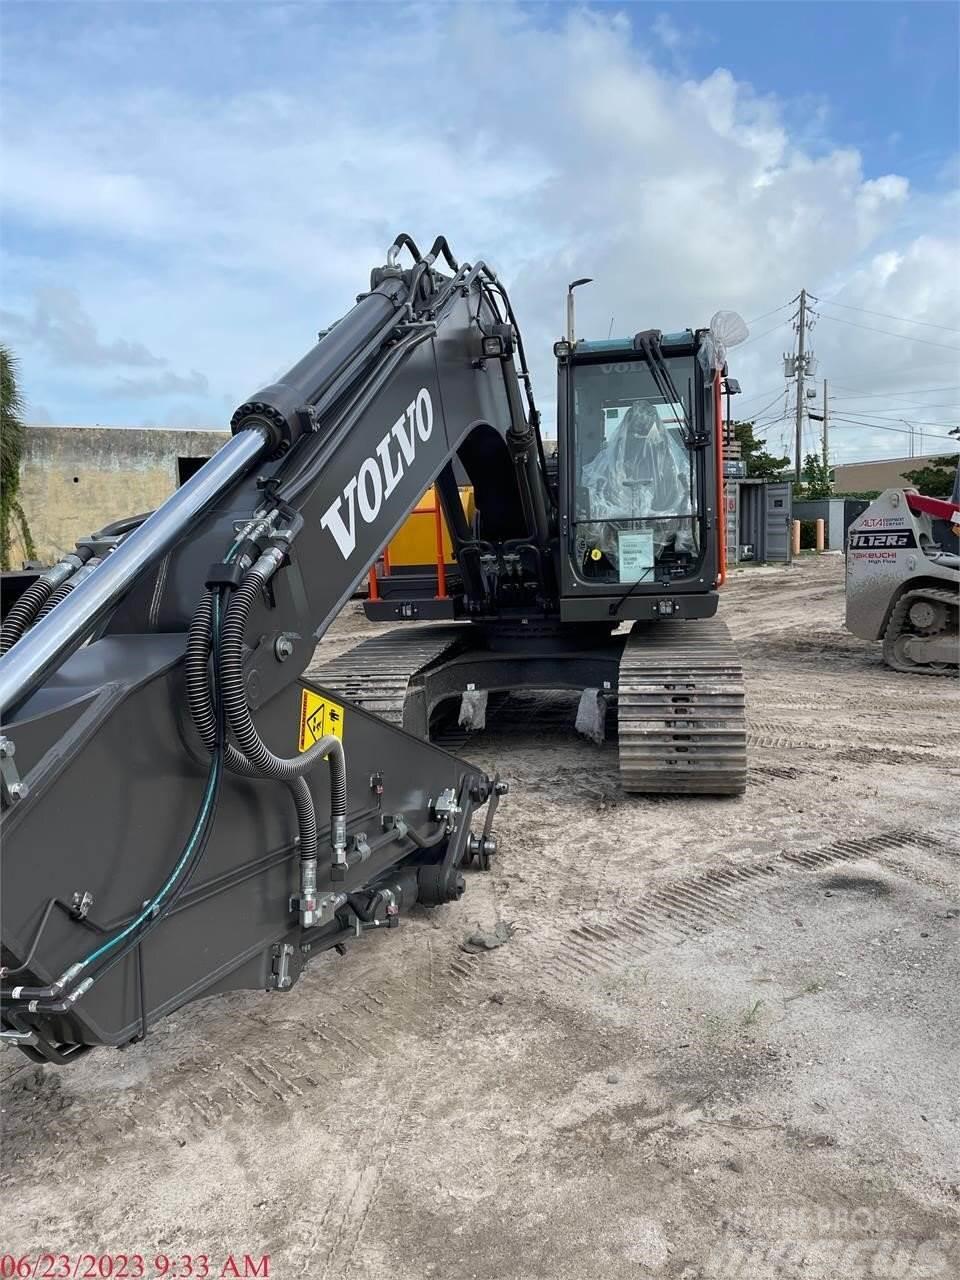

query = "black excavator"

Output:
[[0, 235, 745, 1065], [332, 274, 747, 794]]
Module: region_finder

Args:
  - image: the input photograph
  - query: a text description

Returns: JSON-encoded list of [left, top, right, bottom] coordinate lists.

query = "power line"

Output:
[[831, 453, 941, 465], [817, 312, 960, 353], [737, 318, 792, 349], [749, 406, 791, 424], [827, 407, 960, 426], [743, 302, 792, 326], [830, 415, 957, 443], [818, 298, 960, 335], [830, 399, 960, 412], [740, 389, 789, 421], [737, 382, 792, 405], [824, 404, 959, 425], [829, 383, 960, 399]]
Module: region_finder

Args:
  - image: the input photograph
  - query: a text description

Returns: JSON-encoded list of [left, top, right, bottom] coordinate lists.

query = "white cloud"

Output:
[[652, 13, 685, 53], [1, 2, 957, 461], [108, 369, 209, 399], [0, 289, 165, 368]]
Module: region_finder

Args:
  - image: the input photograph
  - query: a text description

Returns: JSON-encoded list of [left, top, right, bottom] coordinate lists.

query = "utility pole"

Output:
[[784, 290, 817, 482], [794, 288, 807, 481]]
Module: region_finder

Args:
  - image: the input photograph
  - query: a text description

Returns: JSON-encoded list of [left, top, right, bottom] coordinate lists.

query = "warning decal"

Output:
[[298, 689, 345, 753]]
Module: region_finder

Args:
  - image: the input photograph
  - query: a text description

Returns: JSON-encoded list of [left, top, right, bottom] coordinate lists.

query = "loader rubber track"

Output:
[[881, 586, 959, 677], [312, 625, 467, 728], [617, 618, 747, 795]]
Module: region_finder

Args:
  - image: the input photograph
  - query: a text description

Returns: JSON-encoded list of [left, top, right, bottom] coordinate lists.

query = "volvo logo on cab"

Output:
[[320, 388, 435, 560]]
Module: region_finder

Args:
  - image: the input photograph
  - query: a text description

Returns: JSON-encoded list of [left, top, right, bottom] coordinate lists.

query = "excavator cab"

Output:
[[555, 330, 723, 623]]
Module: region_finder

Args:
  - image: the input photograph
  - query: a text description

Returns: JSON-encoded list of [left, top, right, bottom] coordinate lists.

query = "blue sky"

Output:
[[643, 2, 959, 187], [2, 1, 958, 462]]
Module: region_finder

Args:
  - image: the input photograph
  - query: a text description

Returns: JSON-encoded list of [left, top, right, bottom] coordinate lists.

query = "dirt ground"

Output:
[[3, 554, 958, 1279]]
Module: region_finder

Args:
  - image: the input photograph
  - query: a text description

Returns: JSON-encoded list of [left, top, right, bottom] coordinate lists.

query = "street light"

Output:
[[566, 278, 593, 345], [902, 418, 922, 457]]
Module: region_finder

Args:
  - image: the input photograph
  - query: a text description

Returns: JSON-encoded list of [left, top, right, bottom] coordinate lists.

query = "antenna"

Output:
[[607, 316, 615, 339]]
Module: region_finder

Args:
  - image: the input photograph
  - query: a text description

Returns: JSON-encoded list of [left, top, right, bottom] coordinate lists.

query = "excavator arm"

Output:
[[0, 236, 535, 1063]]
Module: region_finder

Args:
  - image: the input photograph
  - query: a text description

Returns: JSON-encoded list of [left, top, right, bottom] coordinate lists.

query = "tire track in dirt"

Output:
[[308, 1088, 413, 1279], [744, 715, 954, 755], [162, 887, 506, 1129], [279, 1068, 420, 1279], [532, 827, 951, 987], [0, 920, 481, 1145]]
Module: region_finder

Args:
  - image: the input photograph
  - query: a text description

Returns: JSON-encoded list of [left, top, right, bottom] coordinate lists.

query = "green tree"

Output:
[[732, 420, 791, 479], [0, 345, 36, 569], [801, 452, 833, 499], [901, 453, 960, 499]]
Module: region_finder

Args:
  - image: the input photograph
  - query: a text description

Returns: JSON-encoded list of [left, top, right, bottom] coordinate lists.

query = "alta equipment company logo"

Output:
[[320, 388, 434, 560]]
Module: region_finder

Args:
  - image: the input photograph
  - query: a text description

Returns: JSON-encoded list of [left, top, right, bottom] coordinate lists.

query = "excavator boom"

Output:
[[0, 237, 524, 1063]]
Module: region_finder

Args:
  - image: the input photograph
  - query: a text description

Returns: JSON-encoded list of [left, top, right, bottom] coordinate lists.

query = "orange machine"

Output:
[[366, 486, 475, 617]]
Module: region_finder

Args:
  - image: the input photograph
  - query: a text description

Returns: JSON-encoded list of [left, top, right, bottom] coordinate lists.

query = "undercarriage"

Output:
[[316, 617, 747, 796], [881, 586, 959, 675]]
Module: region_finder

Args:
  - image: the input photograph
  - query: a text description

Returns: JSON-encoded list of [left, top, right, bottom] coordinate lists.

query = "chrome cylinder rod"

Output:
[[0, 425, 271, 718]]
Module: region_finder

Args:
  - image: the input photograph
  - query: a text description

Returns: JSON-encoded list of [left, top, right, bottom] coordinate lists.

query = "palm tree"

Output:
[[1, 344, 36, 568]]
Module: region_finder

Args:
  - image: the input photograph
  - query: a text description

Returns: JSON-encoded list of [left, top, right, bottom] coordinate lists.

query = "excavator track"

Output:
[[617, 618, 747, 795], [312, 625, 467, 727], [881, 587, 959, 677]]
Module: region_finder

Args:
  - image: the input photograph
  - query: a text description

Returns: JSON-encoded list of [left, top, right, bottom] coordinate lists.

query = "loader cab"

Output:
[[555, 331, 722, 624]]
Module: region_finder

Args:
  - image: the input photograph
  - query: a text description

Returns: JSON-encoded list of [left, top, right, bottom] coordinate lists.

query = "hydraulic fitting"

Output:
[[331, 815, 348, 866], [294, 853, 321, 927]]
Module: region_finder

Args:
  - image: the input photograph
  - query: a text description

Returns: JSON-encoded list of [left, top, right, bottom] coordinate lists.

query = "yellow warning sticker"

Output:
[[298, 689, 345, 753]]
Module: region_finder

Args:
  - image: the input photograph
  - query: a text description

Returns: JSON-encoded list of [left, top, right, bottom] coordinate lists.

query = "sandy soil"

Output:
[[3, 554, 958, 1279]]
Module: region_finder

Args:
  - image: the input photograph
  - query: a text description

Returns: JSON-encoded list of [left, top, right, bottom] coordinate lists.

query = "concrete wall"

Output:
[[10, 426, 230, 565], [832, 451, 959, 494]]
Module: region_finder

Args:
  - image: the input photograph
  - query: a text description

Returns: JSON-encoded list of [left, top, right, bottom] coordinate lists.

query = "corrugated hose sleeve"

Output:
[[185, 589, 319, 865], [0, 579, 55, 653], [30, 580, 75, 626], [218, 571, 347, 824]]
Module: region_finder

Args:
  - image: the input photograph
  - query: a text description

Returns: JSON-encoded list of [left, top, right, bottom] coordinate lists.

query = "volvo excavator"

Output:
[[336, 282, 748, 794], [0, 235, 745, 1065]]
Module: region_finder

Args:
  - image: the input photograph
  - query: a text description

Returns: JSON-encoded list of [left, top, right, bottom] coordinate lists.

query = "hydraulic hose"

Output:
[[0, 550, 92, 653], [0, 425, 272, 722], [32, 580, 76, 625], [31, 557, 104, 626], [184, 591, 318, 868], [4, 594, 231, 1010], [387, 233, 423, 266], [54, 593, 231, 998], [425, 235, 459, 272], [402, 820, 449, 851], [219, 573, 346, 782], [1, 580, 54, 653], [193, 565, 348, 865]]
